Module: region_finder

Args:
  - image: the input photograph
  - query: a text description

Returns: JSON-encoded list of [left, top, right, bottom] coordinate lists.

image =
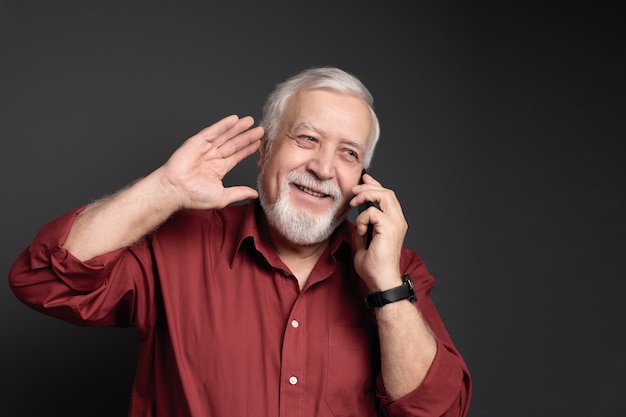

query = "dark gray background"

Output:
[[1, 1, 623, 416]]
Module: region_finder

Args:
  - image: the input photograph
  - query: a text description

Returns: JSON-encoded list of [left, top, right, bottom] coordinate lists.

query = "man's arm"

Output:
[[64, 115, 263, 261], [352, 172, 437, 398], [375, 299, 437, 397], [352, 173, 471, 417]]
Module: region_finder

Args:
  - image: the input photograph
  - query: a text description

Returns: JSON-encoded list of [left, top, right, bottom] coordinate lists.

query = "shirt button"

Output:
[[291, 320, 299, 328], [289, 376, 298, 385]]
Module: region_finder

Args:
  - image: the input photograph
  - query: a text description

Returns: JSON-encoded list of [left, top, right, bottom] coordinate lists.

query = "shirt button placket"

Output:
[[288, 321, 299, 386], [280, 299, 306, 417]]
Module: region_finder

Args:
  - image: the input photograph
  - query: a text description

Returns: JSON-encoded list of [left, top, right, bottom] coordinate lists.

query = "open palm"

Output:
[[159, 115, 264, 210]]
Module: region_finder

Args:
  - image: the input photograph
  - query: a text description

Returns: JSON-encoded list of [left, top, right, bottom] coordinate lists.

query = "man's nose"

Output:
[[306, 149, 336, 180]]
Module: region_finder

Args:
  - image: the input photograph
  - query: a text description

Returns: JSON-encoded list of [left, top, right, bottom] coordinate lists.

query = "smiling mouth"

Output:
[[295, 184, 330, 198]]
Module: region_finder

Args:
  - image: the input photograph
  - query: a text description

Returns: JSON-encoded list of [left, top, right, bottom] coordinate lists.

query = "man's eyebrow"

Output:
[[341, 138, 367, 152], [293, 121, 367, 151], [293, 121, 323, 134]]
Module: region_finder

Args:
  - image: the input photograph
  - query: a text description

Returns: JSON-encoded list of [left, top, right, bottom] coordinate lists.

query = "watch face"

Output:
[[404, 274, 417, 302]]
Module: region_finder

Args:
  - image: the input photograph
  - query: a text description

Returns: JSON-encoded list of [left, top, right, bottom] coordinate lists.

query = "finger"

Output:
[[350, 189, 382, 209], [361, 172, 382, 187], [218, 134, 263, 174], [355, 213, 371, 238], [360, 189, 403, 221], [351, 174, 383, 199], [221, 185, 259, 207], [354, 221, 368, 249], [195, 115, 241, 143], [377, 190, 403, 216], [356, 207, 377, 228], [355, 208, 381, 245], [216, 125, 264, 160], [209, 116, 256, 148]]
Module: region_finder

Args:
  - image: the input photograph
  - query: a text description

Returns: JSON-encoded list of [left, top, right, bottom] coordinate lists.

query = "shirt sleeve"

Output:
[[8, 207, 157, 333], [375, 248, 472, 417]]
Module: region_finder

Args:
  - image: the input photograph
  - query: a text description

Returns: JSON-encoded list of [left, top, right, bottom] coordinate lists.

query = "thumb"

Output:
[[221, 186, 259, 206]]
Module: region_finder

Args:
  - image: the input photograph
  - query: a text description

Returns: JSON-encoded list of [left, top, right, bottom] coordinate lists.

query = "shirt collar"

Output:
[[230, 199, 355, 268]]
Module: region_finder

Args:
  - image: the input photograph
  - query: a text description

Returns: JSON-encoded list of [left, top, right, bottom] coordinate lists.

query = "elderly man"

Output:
[[10, 67, 471, 416]]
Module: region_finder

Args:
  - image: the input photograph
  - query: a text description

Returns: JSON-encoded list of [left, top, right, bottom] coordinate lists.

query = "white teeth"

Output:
[[296, 184, 326, 197]]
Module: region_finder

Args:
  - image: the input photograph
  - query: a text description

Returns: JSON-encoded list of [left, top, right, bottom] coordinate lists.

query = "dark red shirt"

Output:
[[9, 200, 471, 417]]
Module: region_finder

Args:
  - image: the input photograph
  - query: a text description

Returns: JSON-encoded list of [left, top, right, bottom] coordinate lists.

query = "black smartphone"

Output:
[[358, 169, 375, 248]]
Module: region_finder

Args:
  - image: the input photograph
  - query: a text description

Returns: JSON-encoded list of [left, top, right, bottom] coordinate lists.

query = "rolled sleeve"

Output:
[[375, 248, 472, 416], [15, 207, 123, 291], [377, 339, 471, 416], [9, 207, 147, 328]]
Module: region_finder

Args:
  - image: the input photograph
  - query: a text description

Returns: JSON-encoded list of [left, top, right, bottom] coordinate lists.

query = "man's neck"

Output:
[[260, 214, 330, 289]]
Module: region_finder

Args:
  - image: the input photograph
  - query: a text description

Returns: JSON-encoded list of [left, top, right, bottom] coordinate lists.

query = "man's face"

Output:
[[257, 88, 372, 245]]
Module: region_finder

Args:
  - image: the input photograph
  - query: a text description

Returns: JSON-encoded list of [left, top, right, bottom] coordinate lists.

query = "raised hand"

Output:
[[156, 115, 264, 211]]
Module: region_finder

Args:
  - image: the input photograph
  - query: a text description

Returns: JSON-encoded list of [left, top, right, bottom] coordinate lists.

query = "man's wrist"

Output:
[[364, 274, 416, 308], [149, 168, 187, 213]]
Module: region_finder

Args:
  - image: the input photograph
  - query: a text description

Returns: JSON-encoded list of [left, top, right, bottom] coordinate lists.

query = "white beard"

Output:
[[258, 170, 346, 245]]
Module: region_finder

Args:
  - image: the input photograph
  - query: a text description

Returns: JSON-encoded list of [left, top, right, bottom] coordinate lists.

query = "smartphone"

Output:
[[357, 169, 375, 248]]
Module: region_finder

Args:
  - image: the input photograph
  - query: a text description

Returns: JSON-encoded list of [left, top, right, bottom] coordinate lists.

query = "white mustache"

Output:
[[286, 171, 341, 200]]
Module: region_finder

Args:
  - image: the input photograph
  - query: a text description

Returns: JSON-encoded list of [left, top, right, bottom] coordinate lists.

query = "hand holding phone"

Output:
[[357, 169, 377, 248]]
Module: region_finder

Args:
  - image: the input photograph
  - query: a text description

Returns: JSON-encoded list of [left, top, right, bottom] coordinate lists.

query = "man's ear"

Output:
[[257, 135, 268, 169]]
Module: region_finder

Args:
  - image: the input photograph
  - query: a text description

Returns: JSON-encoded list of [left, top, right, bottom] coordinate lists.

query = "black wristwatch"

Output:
[[364, 274, 417, 308]]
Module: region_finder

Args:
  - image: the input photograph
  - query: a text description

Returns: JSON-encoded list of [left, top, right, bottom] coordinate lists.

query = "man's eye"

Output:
[[296, 135, 318, 146], [344, 148, 359, 160]]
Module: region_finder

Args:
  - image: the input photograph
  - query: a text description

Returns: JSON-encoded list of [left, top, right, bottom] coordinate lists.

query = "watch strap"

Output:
[[364, 274, 416, 308]]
